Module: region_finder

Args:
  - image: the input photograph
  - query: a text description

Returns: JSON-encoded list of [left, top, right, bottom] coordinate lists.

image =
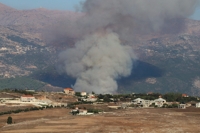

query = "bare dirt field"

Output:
[[0, 108, 200, 133]]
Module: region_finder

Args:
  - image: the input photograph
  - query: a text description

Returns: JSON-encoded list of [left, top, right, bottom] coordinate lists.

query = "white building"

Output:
[[81, 92, 87, 96], [196, 102, 200, 108], [64, 88, 75, 95], [132, 98, 145, 105], [20, 95, 35, 102], [178, 104, 186, 109], [82, 94, 97, 102], [154, 98, 166, 107], [142, 100, 153, 107], [84, 97, 97, 102], [78, 109, 88, 115], [88, 94, 95, 98], [132, 98, 153, 107]]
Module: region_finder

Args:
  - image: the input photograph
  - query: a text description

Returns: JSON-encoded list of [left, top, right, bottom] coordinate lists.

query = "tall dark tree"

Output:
[[7, 116, 12, 124]]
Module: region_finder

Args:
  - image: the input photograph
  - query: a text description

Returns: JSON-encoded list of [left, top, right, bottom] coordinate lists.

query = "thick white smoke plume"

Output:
[[55, 0, 199, 93], [59, 31, 134, 93]]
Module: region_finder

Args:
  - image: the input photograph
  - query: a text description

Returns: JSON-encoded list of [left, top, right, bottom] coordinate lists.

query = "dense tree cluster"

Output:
[[162, 93, 198, 103], [0, 107, 45, 116], [96, 92, 199, 103]]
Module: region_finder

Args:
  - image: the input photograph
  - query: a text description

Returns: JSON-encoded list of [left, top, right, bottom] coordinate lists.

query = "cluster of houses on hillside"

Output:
[[20, 93, 70, 107], [63, 88, 200, 109], [132, 97, 166, 107], [2, 88, 200, 114], [63, 88, 97, 102], [16, 88, 200, 110], [0, 92, 67, 108], [132, 97, 200, 109]]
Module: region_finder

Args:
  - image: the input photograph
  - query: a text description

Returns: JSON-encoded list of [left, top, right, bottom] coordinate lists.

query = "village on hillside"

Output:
[[0, 88, 200, 116]]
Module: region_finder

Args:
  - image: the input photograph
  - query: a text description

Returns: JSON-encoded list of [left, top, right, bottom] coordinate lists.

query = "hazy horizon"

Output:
[[0, 0, 199, 20]]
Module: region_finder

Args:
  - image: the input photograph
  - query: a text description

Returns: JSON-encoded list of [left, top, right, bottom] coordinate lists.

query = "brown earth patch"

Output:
[[0, 108, 200, 132]]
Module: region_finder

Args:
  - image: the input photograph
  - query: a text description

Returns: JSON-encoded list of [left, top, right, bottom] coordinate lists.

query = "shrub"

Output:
[[24, 108, 29, 112], [87, 109, 101, 114], [7, 116, 12, 124], [171, 103, 178, 108]]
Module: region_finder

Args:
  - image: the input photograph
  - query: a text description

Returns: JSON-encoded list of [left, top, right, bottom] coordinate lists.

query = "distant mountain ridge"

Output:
[[0, 2, 79, 37], [0, 3, 200, 95], [0, 3, 16, 12]]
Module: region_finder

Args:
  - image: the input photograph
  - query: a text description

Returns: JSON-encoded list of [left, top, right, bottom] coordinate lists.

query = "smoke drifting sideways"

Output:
[[52, 0, 199, 94]]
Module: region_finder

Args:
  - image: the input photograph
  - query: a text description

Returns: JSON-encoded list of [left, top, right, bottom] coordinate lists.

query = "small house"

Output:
[[154, 98, 166, 107], [81, 92, 87, 96], [182, 94, 189, 97], [84, 94, 97, 102], [64, 88, 75, 95], [84, 97, 97, 102], [178, 104, 186, 109], [132, 98, 144, 105], [132, 98, 153, 107], [196, 102, 200, 108], [20, 95, 35, 102], [142, 100, 153, 108], [78, 109, 88, 115], [186, 103, 191, 107]]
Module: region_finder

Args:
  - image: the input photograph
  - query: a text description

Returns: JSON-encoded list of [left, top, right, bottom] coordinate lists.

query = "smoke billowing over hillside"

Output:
[[51, 0, 199, 93]]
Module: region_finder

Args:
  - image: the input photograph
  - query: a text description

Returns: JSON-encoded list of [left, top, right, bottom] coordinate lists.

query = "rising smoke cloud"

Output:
[[58, 31, 134, 93], [55, 0, 198, 93]]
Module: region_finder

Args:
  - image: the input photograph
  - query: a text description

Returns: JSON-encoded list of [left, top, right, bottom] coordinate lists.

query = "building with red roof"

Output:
[[20, 95, 35, 102], [64, 88, 75, 95], [182, 94, 189, 97]]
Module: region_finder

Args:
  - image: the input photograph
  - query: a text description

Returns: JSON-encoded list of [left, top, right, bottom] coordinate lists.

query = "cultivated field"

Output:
[[0, 107, 200, 133]]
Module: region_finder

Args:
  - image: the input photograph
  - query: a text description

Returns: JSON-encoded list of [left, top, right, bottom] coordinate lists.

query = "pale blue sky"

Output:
[[0, 0, 199, 20], [191, 7, 200, 20], [0, 0, 84, 11]]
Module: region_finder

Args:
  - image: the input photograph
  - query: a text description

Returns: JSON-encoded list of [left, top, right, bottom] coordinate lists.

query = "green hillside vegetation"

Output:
[[0, 77, 46, 90]]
